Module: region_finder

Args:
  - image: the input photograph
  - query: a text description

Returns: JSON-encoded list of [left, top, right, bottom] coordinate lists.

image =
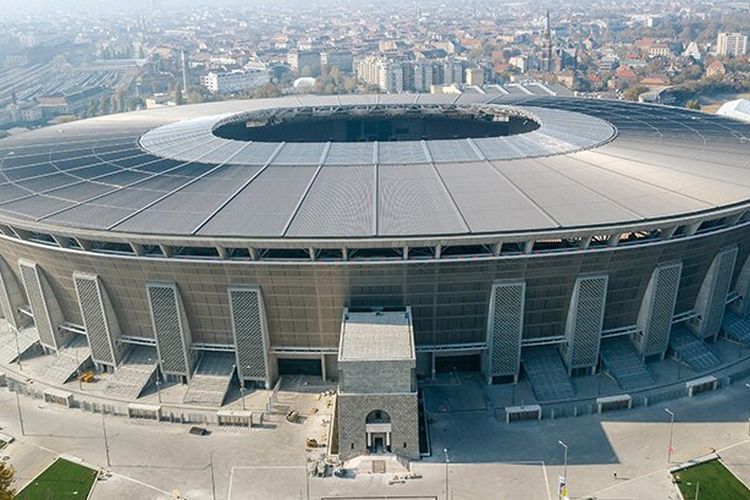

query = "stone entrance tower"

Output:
[[336, 308, 419, 461]]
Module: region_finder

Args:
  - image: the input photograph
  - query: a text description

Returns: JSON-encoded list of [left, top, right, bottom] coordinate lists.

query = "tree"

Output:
[[186, 87, 204, 104], [623, 85, 648, 101], [343, 77, 358, 93], [86, 98, 100, 118], [126, 97, 145, 111], [247, 83, 282, 99], [0, 461, 15, 500], [175, 83, 185, 106], [686, 99, 701, 110], [99, 95, 112, 115]]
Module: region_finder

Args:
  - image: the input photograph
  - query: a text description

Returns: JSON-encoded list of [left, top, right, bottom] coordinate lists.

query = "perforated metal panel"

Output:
[[229, 287, 269, 385], [695, 247, 737, 339], [564, 274, 608, 370], [732, 254, 750, 318], [74, 274, 121, 366], [18, 260, 61, 350], [638, 263, 682, 357], [147, 283, 194, 377], [486, 280, 525, 378], [0, 257, 25, 329]]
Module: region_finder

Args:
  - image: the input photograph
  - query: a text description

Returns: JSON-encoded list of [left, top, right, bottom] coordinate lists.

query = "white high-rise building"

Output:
[[379, 61, 405, 93], [443, 59, 465, 85], [357, 56, 384, 87], [413, 60, 435, 92], [717, 32, 748, 57], [357, 57, 404, 93], [200, 69, 271, 94]]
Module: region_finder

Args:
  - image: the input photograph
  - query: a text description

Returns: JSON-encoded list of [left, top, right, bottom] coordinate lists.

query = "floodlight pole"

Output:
[[665, 408, 675, 464], [558, 440, 568, 500]]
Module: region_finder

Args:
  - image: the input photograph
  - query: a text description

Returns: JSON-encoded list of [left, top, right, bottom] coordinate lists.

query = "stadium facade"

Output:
[[1, 90, 750, 455]]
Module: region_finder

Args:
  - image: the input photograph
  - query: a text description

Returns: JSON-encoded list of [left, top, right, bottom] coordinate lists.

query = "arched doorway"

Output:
[[365, 410, 392, 454]]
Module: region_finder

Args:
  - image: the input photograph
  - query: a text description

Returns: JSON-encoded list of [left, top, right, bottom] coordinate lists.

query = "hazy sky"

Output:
[[1, 0, 274, 16], [2, 0, 541, 17]]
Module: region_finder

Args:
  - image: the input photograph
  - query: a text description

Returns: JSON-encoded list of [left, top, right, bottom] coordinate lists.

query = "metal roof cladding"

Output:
[[1, 91, 749, 239]]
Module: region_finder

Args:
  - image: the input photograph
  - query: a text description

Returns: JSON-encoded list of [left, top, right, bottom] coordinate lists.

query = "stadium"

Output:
[[1, 86, 750, 458]]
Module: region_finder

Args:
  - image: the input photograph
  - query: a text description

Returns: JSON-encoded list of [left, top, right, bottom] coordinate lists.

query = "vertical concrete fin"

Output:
[[693, 246, 737, 339], [637, 262, 682, 358], [18, 259, 68, 351], [146, 282, 195, 378], [486, 280, 525, 382], [228, 286, 271, 388], [563, 274, 608, 372], [0, 256, 28, 330], [74, 273, 124, 367]]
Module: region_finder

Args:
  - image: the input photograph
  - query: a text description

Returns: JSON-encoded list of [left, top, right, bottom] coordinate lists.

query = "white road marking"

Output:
[[20, 440, 175, 496], [584, 438, 750, 497], [228, 465, 304, 500]]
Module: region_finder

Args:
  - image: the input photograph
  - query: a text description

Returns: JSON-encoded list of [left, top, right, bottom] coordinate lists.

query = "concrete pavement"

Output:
[[2, 377, 750, 499]]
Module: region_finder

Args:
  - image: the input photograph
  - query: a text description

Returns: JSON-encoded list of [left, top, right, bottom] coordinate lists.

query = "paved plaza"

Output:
[[1, 374, 750, 499]]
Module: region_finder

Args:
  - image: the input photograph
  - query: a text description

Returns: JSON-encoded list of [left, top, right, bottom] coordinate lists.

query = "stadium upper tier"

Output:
[[1, 92, 750, 241]]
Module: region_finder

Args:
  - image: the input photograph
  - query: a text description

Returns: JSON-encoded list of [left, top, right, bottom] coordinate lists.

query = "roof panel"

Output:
[[378, 164, 467, 236], [436, 162, 556, 232], [325, 143, 374, 165], [286, 165, 374, 237], [198, 165, 318, 237], [378, 142, 429, 164]]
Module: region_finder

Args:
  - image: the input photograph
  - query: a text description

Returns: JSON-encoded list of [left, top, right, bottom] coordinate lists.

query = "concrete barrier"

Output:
[[596, 394, 632, 413], [505, 404, 542, 423]]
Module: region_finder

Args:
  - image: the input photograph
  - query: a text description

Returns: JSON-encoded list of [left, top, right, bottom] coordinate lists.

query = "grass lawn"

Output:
[[673, 459, 750, 500], [16, 458, 98, 500]]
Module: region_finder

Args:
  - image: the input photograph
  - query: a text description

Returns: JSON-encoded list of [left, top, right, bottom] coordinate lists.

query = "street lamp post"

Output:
[[155, 371, 162, 404], [13, 325, 23, 372], [102, 413, 111, 467], [665, 408, 675, 464], [75, 344, 82, 391], [209, 450, 217, 500], [240, 385, 246, 411], [443, 448, 450, 500], [558, 440, 568, 500], [745, 383, 750, 436], [305, 456, 311, 500], [15, 390, 25, 436]]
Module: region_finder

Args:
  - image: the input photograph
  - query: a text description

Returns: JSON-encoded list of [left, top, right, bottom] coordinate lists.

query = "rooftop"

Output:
[[338, 309, 415, 362]]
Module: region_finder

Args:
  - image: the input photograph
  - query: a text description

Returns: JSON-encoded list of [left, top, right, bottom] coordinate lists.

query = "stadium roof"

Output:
[[1, 91, 750, 241], [717, 99, 750, 124]]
